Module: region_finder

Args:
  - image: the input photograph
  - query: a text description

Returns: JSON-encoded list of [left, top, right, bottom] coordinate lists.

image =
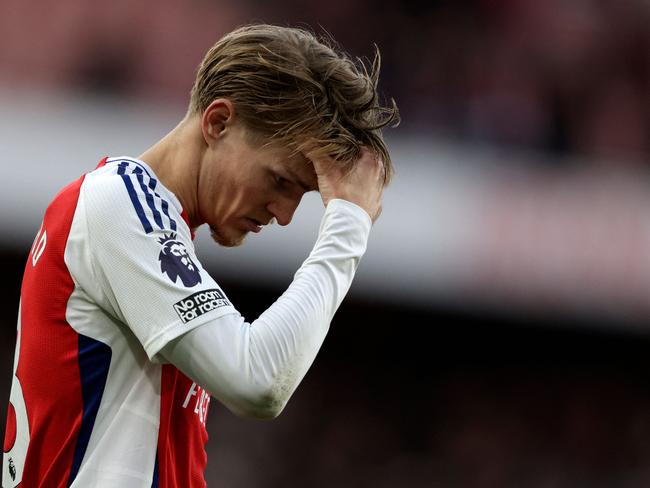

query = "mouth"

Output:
[[245, 218, 263, 233]]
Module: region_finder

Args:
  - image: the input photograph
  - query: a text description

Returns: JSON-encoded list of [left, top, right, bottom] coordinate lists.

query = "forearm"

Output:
[[160, 199, 372, 418]]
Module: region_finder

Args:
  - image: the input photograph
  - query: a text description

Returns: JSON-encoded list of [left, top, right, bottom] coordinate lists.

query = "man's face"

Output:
[[197, 123, 318, 247]]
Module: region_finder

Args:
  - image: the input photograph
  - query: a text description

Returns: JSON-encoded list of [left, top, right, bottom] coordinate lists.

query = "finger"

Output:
[[303, 149, 335, 177]]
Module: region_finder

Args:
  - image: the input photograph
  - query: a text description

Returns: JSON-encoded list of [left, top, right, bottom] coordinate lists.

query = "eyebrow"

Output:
[[285, 166, 316, 192]]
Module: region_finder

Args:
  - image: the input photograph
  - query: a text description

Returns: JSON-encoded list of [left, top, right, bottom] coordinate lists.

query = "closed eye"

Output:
[[271, 171, 308, 197], [275, 175, 290, 187]]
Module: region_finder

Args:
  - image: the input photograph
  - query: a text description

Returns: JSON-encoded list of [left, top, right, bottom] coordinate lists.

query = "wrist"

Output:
[[325, 199, 373, 228]]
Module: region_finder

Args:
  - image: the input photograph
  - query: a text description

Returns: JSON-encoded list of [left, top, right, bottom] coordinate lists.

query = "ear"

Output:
[[201, 99, 235, 146]]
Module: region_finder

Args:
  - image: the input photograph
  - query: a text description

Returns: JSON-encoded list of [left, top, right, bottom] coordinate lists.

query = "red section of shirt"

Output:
[[156, 204, 210, 487], [157, 367, 210, 487], [5, 158, 211, 487], [17, 174, 87, 486], [3, 403, 16, 452]]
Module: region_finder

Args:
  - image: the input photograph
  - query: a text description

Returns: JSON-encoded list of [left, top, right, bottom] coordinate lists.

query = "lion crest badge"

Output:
[[158, 233, 202, 287]]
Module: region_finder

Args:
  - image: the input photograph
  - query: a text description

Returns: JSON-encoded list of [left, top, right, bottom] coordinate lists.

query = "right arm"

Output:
[[160, 199, 371, 419], [159, 148, 386, 418]]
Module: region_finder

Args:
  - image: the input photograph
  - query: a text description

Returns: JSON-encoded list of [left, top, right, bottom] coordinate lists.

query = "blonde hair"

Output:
[[189, 24, 399, 184]]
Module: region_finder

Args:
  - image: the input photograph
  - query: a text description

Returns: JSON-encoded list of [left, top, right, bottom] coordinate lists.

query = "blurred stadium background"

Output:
[[1, 0, 650, 486]]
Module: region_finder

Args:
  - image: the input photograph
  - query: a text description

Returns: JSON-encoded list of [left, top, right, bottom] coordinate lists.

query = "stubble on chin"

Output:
[[210, 226, 247, 247]]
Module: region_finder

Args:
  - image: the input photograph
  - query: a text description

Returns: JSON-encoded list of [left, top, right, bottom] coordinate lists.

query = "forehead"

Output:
[[260, 141, 318, 192]]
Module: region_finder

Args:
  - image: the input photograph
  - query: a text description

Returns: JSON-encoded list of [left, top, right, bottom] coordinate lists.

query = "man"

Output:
[[2, 24, 398, 487]]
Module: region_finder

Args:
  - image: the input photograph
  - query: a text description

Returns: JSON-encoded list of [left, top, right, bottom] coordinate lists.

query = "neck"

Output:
[[139, 115, 204, 230]]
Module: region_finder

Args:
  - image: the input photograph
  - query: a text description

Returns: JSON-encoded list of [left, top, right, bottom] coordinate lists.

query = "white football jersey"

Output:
[[3, 157, 237, 487]]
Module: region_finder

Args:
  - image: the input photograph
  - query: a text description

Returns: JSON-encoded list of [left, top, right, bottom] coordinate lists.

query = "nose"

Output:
[[266, 196, 301, 226]]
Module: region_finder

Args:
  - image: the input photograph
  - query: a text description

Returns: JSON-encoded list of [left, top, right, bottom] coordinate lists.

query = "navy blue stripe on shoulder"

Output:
[[118, 162, 154, 233], [112, 159, 179, 234], [109, 157, 153, 178], [133, 167, 164, 229], [160, 198, 177, 232]]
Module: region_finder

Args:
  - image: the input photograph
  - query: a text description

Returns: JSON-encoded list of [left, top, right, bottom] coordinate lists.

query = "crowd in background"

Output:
[[1, 0, 648, 166]]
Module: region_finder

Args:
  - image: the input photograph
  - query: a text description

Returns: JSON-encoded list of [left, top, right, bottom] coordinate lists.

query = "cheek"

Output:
[[230, 185, 263, 211]]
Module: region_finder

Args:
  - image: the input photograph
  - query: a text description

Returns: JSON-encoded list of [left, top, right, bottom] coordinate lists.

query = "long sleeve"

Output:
[[159, 199, 372, 418]]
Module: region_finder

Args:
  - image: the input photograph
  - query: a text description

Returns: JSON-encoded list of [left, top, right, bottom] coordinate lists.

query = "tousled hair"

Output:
[[188, 24, 399, 184]]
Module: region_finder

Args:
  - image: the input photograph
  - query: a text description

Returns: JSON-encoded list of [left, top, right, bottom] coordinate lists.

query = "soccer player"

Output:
[[2, 24, 398, 487]]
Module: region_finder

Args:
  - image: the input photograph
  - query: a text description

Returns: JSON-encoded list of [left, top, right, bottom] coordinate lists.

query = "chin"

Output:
[[210, 226, 247, 247]]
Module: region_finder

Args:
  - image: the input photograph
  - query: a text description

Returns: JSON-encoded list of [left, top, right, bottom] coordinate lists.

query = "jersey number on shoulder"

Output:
[[31, 225, 47, 267]]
